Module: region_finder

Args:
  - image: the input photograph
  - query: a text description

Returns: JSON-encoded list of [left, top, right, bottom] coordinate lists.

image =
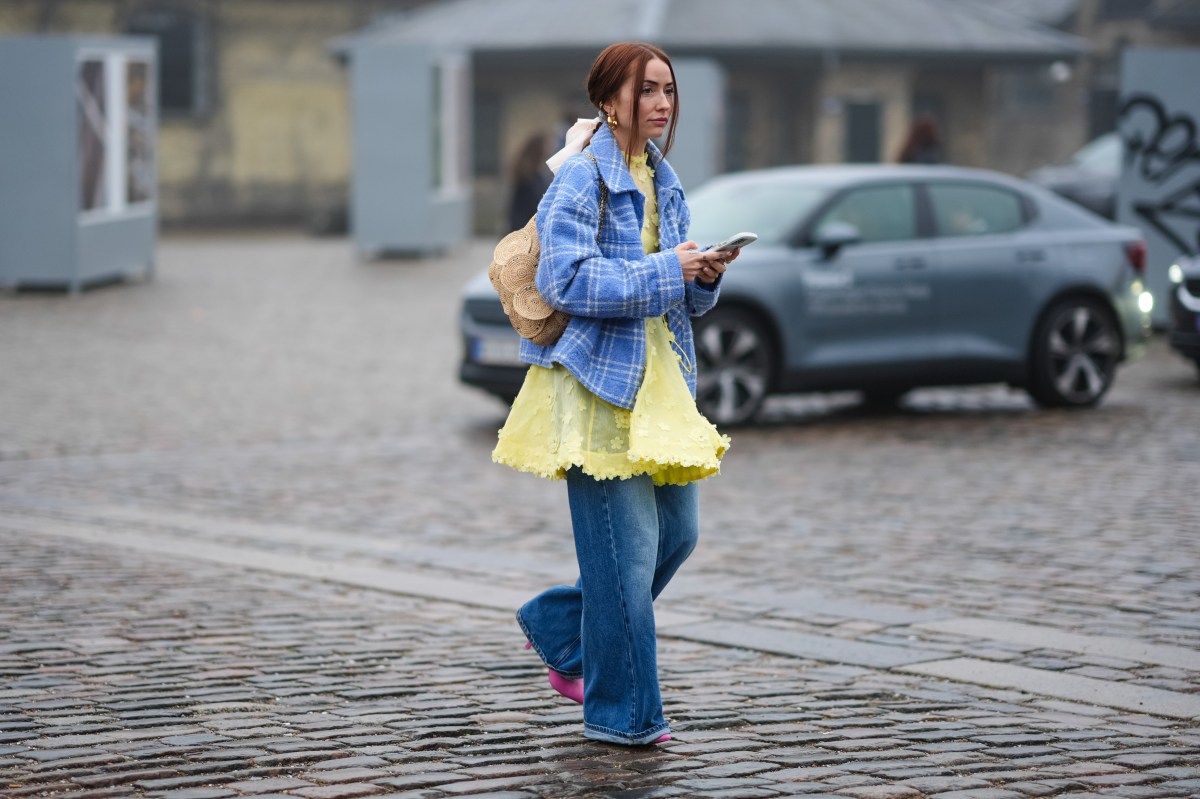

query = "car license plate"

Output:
[[472, 335, 523, 366]]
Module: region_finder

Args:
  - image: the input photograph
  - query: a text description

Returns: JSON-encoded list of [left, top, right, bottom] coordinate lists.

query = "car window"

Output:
[[688, 181, 829, 246], [929, 183, 1026, 238], [813, 184, 917, 244]]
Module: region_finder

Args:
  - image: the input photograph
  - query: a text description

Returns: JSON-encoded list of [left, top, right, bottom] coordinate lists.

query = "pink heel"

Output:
[[547, 670, 584, 704], [526, 641, 585, 706]]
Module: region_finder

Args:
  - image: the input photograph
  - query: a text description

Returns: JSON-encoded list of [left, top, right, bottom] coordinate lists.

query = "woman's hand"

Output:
[[675, 241, 732, 284]]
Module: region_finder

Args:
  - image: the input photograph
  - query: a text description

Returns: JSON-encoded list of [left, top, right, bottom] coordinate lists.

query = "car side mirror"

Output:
[[814, 222, 862, 259]]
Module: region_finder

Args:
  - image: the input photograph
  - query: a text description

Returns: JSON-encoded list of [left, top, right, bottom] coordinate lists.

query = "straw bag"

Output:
[[489, 153, 607, 347]]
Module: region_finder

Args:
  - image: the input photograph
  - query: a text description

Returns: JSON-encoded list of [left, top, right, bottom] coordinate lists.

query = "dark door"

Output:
[[844, 102, 881, 164]]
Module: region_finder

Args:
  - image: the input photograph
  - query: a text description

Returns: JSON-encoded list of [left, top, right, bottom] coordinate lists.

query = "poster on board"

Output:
[[78, 59, 107, 212], [126, 59, 155, 205]]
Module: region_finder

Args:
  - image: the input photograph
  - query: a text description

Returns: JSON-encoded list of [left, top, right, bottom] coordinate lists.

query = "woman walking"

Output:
[[492, 42, 740, 746]]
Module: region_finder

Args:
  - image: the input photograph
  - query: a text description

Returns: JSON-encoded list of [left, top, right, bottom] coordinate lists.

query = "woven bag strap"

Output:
[[584, 152, 608, 245]]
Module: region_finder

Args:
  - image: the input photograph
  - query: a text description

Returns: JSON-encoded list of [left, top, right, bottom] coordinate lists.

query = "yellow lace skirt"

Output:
[[492, 317, 730, 486]]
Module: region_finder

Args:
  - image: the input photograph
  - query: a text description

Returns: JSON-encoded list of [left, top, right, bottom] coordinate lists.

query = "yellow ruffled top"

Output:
[[629, 152, 660, 254], [492, 150, 729, 486]]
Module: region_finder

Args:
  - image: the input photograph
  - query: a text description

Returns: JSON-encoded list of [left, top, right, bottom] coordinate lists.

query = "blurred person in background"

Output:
[[897, 115, 943, 164], [507, 132, 552, 231]]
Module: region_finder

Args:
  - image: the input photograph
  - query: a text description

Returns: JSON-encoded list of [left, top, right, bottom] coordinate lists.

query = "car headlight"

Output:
[[1169, 262, 1184, 285], [1138, 291, 1154, 314]]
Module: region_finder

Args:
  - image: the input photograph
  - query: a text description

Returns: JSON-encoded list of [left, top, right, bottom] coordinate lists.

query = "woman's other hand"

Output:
[[675, 241, 730, 284]]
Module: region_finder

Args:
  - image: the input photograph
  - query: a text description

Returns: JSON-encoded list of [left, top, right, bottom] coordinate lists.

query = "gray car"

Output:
[[1168, 254, 1200, 379], [460, 165, 1153, 425], [1026, 132, 1121, 220]]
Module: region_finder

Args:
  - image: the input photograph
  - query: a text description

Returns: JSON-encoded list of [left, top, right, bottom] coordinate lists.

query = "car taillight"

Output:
[[1125, 241, 1146, 274]]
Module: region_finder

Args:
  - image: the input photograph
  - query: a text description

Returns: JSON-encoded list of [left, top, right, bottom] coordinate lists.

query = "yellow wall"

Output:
[[0, 1, 114, 31]]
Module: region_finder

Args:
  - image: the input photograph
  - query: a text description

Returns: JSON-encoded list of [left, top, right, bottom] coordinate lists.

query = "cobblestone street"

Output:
[[1, 234, 1198, 798]]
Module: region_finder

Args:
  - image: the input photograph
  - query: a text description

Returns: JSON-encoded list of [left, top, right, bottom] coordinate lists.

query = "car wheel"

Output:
[[1027, 297, 1120, 408], [693, 308, 774, 426]]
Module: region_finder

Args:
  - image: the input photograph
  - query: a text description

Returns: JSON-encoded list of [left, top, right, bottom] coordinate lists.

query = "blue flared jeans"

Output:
[[517, 468, 699, 745]]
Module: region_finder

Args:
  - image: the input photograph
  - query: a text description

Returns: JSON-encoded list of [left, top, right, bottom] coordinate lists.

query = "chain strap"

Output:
[[664, 321, 695, 374], [585, 152, 608, 245]]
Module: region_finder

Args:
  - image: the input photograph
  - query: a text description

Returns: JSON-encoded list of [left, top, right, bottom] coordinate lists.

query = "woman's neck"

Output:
[[613, 127, 648, 159]]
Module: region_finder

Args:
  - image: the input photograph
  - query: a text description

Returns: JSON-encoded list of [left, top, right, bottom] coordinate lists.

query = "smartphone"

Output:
[[703, 232, 758, 253]]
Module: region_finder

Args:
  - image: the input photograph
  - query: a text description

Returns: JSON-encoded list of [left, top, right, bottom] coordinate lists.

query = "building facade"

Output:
[[7, 0, 1168, 234], [355, 0, 1085, 234], [990, 0, 1200, 149]]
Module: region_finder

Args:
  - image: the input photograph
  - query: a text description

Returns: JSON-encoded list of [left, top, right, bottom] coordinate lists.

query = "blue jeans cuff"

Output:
[[583, 721, 670, 746], [516, 608, 584, 680]]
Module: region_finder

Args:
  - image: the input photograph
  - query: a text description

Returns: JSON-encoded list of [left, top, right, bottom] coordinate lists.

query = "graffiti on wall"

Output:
[[1119, 93, 1200, 256]]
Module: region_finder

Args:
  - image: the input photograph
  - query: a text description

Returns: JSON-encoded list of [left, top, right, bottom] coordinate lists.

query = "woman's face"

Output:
[[606, 57, 674, 142]]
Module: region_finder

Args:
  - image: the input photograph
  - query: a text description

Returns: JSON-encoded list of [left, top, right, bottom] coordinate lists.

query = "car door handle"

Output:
[[1016, 249, 1046, 263], [894, 256, 927, 270]]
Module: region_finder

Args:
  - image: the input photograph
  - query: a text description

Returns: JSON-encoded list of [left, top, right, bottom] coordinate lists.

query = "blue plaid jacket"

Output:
[[522, 123, 721, 409]]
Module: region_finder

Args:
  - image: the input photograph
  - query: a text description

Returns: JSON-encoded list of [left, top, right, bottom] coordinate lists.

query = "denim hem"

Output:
[[583, 721, 670, 746], [515, 609, 584, 680]]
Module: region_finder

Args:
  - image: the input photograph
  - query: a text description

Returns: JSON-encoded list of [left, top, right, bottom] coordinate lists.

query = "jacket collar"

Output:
[[587, 122, 684, 197]]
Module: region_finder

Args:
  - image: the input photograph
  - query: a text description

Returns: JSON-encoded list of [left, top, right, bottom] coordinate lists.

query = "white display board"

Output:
[[1118, 49, 1200, 327], [0, 36, 157, 292]]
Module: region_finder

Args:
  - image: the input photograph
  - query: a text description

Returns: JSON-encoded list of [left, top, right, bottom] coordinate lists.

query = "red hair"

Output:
[[587, 42, 679, 162]]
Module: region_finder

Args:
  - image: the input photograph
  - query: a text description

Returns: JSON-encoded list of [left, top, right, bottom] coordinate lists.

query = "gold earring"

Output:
[[606, 112, 618, 130]]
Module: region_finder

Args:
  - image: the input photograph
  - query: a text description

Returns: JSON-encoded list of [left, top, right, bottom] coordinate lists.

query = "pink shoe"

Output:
[[655, 734, 671, 743], [547, 670, 584, 704], [524, 641, 532, 650]]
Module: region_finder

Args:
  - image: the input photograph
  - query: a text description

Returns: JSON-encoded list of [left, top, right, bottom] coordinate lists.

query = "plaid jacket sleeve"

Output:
[[681, 170, 719, 317], [535, 156, 685, 319], [686, 278, 721, 317]]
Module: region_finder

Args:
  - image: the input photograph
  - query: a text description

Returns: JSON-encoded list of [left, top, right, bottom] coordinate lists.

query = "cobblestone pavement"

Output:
[[1, 234, 1198, 797]]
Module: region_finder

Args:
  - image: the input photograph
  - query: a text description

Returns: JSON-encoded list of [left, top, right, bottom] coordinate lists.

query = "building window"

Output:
[[473, 91, 501, 178], [125, 7, 208, 116], [1099, 0, 1154, 20], [994, 67, 1055, 115], [725, 92, 750, 171]]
